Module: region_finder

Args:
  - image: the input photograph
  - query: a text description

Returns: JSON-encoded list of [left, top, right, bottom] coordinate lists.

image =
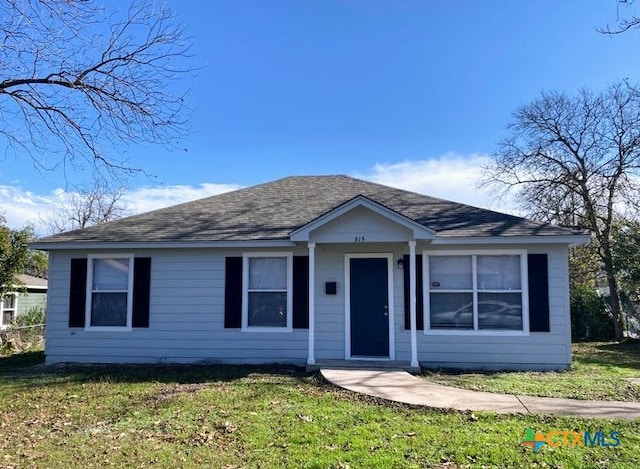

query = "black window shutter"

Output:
[[69, 258, 87, 327], [403, 254, 424, 330], [293, 256, 309, 329], [224, 257, 243, 328], [132, 257, 152, 328], [528, 253, 550, 332]]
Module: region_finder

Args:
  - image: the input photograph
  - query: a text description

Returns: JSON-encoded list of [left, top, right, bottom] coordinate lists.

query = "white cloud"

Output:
[[0, 185, 59, 229], [0, 182, 240, 231], [355, 153, 518, 214], [121, 183, 241, 215]]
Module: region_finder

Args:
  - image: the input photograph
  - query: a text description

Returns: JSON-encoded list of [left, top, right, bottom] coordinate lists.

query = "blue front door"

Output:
[[350, 257, 389, 357]]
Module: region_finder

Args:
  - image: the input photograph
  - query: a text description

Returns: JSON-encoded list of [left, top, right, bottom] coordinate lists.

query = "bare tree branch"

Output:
[[482, 81, 640, 340], [0, 0, 193, 178], [41, 181, 129, 234], [598, 0, 640, 35]]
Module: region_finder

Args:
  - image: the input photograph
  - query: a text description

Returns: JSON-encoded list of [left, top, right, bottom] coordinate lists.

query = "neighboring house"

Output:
[[32, 176, 589, 370], [1, 274, 48, 329]]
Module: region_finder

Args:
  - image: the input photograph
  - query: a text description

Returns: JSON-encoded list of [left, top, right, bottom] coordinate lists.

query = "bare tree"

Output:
[[483, 81, 640, 341], [0, 0, 191, 177], [599, 0, 640, 35], [42, 181, 129, 234]]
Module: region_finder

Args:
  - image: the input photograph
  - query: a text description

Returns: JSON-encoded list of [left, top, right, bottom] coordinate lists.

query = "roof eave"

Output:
[[430, 234, 591, 245], [29, 240, 297, 251]]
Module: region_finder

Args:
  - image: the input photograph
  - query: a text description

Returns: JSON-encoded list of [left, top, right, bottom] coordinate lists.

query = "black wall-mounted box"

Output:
[[325, 281, 337, 295]]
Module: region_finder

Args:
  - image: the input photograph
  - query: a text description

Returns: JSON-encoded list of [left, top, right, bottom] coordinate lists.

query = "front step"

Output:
[[307, 359, 420, 375]]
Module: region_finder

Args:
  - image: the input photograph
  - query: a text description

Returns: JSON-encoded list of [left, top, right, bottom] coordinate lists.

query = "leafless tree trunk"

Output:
[[483, 81, 640, 341], [42, 181, 129, 234], [0, 0, 192, 178]]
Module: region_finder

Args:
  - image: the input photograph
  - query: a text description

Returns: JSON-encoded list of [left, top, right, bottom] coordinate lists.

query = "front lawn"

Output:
[[1, 358, 639, 468], [423, 341, 640, 402]]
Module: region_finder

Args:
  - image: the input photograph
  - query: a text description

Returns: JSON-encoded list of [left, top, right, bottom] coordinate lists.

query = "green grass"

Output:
[[423, 341, 640, 402], [0, 355, 639, 468]]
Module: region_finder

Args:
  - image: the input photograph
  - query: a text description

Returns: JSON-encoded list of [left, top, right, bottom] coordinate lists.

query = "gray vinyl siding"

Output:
[[310, 241, 571, 370], [410, 243, 571, 370], [311, 205, 413, 243], [313, 243, 408, 360], [1, 290, 46, 327], [45, 240, 572, 370], [45, 248, 309, 365], [17, 291, 47, 316]]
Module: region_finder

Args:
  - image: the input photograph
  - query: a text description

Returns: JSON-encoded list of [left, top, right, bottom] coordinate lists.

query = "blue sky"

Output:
[[2, 0, 640, 229]]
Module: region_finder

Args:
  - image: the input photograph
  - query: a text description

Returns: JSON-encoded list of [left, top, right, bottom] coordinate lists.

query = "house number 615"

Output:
[[354, 236, 365, 243]]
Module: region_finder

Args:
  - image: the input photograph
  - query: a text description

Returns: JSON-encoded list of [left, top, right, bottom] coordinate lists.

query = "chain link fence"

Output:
[[0, 305, 45, 353], [0, 323, 45, 352]]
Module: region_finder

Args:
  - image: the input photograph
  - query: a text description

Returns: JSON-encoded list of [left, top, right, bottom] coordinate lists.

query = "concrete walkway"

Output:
[[321, 368, 640, 420]]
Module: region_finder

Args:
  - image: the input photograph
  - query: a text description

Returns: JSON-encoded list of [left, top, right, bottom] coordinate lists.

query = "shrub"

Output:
[[0, 304, 45, 353], [13, 304, 45, 327]]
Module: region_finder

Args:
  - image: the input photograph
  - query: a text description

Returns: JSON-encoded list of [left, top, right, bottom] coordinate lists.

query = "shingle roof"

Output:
[[35, 175, 584, 244], [17, 274, 48, 288], [2, 274, 48, 289]]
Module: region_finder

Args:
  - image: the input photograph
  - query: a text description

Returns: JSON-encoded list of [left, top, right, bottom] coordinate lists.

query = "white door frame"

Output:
[[344, 253, 395, 361]]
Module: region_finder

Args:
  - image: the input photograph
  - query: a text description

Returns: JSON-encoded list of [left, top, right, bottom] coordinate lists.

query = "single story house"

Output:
[[32, 175, 589, 370], [1, 274, 48, 328]]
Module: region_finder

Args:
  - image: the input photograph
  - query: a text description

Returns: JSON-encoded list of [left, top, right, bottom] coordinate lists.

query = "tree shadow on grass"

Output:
[[0, 355, 314, 391], [574, 340, 640, 371], [0, 350, 45, 372]]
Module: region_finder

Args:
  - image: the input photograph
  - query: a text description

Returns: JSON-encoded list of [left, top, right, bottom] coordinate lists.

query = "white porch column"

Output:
[[307, 242, 316, 365], [409, 240, 419, 368]]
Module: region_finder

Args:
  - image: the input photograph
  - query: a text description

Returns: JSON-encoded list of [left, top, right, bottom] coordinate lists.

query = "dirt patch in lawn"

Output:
[[148, 382, 211, 405]]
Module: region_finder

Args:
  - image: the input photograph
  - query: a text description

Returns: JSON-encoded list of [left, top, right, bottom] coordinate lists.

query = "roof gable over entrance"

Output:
[[290, 195, 435, 242]]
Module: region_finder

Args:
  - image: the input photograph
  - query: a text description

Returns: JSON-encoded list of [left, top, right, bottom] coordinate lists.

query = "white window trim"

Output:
[[241, 252, 293, 333], [0, 293, 18, 329], [85, 254, 135, 332], [423, 249, 530, 336]]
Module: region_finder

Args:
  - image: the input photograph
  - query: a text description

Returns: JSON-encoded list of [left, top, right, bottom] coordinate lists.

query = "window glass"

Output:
[[91, 292, 128, 327], [2, 295, 15, 309], [429, 256, 472, 289], [249, 257, 287, 290], [90, 257, 130, 327], [430, 293, 473, 329], [248, 292, 287, 327], [93, 258, 129, 290], [477, 255, 520, 290], [478, 293, 523, 330], [2, 310, 14, 325], [246, 256, 289, 329], [427, 253, 525, 332]]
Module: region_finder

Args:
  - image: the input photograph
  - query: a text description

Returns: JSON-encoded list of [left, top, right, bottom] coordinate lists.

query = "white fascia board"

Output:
[[29, 240, 296, 251], [4, 286, 47, 291], [430, 234, 591, 245], [289, 195, 435, 241]]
